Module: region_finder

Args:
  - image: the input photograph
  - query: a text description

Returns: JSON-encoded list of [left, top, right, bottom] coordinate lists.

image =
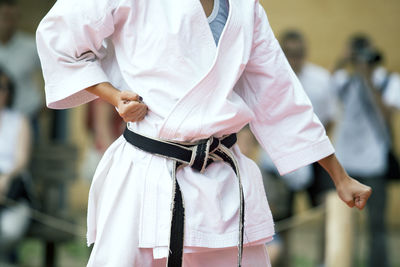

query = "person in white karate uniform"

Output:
[[36, 0, 372, 266]]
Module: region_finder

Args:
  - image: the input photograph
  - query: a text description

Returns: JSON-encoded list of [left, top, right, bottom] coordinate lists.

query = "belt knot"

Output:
[[190, 136, 221, 173]]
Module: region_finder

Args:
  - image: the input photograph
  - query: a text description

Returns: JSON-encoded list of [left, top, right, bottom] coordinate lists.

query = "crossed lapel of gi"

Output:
[[158, 0, 245, 140]]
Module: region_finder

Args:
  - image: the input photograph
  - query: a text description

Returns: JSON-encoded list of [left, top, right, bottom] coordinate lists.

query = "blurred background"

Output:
[[0, 0, 399, 266]]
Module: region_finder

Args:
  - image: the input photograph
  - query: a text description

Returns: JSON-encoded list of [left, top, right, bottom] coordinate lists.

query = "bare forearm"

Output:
[[86, 83, 148, 123], [318, 154, 349, 186], [86, 82, 120, 107]]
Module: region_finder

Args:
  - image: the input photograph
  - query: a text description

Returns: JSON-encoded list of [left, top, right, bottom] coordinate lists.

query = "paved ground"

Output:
[[13, 219, 400, 267], [288, 221, 400, 267]]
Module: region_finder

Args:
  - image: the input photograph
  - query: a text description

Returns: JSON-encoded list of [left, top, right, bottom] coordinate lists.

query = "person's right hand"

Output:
[[318, 154, 372, 210], [116, 91, 148, 123], [336, 175, 372, 210], [86, 83, 148, 122]]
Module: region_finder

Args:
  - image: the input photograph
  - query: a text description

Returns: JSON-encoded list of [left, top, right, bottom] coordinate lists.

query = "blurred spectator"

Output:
[[260, 30, 336, 266], [0, 68, 32, 265], [331, 34, 400, 267], [0, 0, 43, 140], [280, 30, 336, 132], [81, 99, 124, 181], [81, 41, 125, 179], [88, 99, 125, 154]]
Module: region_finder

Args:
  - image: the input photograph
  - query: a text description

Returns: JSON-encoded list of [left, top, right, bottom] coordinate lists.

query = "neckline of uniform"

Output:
[[207, 0, 220, 23]]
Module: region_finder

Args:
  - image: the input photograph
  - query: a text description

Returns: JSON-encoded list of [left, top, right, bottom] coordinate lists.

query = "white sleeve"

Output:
[[36, 0, 117, 109], [235, 3, 334, 175]]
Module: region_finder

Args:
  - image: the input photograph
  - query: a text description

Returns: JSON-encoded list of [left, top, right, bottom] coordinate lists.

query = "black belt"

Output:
[[123, 127, 245, 267]]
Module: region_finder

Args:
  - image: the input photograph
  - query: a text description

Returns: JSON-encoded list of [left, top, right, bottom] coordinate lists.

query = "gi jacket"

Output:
[[36, 0, 334, 254]]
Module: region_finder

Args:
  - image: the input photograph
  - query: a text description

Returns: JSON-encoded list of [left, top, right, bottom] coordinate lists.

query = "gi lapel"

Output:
[[158, 0, 245, 140]]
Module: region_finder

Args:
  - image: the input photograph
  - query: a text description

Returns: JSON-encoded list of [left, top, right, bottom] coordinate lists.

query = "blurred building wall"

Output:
[[19, 0, 400, 71], [18, 0, 54, 32], [260, 0, 400, 72]]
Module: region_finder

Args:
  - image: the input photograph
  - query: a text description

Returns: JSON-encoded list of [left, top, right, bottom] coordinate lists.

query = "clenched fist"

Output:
[[318, 154, 372, 210], [86, 82, 149, 123], [336, 176, 372, 210], [116, 91, 148, 123]]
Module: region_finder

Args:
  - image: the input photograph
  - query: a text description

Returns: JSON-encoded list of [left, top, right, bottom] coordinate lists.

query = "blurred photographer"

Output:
[[332, 34, 400, 267], [0, 0, 46, 142]]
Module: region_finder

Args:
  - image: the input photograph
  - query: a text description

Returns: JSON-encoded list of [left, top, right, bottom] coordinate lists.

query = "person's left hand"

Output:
[[336, 176, 372, 210]]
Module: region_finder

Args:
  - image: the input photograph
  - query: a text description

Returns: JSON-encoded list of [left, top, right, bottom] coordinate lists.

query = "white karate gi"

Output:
[[36, 0, 334, 264]]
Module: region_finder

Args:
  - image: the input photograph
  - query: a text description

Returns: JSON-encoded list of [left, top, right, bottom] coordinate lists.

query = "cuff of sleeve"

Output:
[[274, 138, 335, 176], [45, 62, 109, 109]]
